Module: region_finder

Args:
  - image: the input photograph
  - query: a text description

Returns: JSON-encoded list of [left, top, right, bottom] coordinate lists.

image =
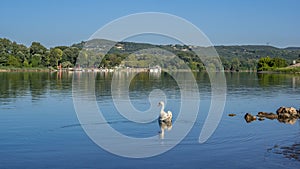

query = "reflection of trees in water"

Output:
[[2, 72, 300, 103], [257, 73, 300, 88], [225, 72, 258, 87], [223, 72, 300, 90], [95, 72, 180, 99], [0, 72, 73, 102]]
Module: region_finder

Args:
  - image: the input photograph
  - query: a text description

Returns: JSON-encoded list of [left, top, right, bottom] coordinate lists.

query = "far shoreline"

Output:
[[1, 67, 300, 74], [0, 67, 255, 73], [0, 67, 52, 72]]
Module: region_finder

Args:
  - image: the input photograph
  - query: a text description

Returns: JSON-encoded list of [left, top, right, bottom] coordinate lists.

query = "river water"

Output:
[[0, 72, 299, 168]]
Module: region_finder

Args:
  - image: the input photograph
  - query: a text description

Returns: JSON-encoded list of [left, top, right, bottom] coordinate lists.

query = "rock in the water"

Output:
[[257, 112, 278, 119], [244, 113, 257, 123], [275, 106, 300, 124], [276, 107, 298, 118], [228, 113, 236, 117]]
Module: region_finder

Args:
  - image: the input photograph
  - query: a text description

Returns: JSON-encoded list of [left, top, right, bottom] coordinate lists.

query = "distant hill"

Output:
[[284, 47, 300, 50], [73, 39, 300, 61], [70, 39, 300, 71], [215, 45, 300, 61]]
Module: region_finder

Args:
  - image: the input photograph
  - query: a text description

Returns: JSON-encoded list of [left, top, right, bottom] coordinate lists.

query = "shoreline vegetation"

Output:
[[1, 38, 300, 73], [0, 67, 257, 73], [0, 67, 52, 72], [2, 67, 300, 74]]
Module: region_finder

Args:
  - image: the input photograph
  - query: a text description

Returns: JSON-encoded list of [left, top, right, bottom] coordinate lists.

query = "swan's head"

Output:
[[158, 101, 164, 107]]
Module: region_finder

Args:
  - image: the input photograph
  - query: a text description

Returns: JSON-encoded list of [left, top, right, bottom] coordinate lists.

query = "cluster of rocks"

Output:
[[244, 106, 300, 124]]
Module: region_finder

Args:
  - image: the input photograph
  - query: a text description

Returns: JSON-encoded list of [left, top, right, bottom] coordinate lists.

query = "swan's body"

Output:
[[158, 101, 172, 122]]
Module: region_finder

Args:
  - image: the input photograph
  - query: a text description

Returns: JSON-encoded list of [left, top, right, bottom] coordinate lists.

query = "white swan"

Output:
[[158, 101, 172, 122]]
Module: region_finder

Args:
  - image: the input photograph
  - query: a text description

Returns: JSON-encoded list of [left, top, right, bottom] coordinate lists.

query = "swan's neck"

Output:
[[160, 104, 165, 115], [161, 104, 165, 111]]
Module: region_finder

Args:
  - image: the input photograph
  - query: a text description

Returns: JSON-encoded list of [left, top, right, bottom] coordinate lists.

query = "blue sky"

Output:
[[0, 0, 299, 48]]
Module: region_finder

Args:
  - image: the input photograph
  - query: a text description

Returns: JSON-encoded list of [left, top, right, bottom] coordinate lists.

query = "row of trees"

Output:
[[0, 38, 293, 71], [257, 57, 288, 71], [220, 57, 258, 71], [0, 38, 79, 68]]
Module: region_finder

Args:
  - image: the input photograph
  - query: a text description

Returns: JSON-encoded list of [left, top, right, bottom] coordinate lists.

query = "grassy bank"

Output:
[[274, 66, 300, 73]]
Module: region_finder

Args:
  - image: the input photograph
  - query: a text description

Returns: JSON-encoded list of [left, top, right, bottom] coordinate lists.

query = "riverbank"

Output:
[[0, 66, 299, 73], [275, 65, 300, 73], [257, 63, 300, 74], [0, 67, 52, 72]]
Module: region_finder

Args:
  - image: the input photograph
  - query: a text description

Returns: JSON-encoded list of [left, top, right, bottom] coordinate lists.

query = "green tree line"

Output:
[[0, 38, 81, 68], [1, 38, 298, 71], [257, 56, 288, 71]]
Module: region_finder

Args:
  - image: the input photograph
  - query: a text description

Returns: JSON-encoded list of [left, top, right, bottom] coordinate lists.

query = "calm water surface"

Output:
[[0, 72, 300, 168]]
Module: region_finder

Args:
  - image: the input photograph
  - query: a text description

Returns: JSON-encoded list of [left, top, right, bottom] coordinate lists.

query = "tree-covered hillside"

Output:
[[1, 38, 300, 71]]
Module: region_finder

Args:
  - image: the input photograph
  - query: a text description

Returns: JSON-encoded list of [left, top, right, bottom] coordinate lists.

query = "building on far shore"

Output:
[[149, 65, 161, 73]]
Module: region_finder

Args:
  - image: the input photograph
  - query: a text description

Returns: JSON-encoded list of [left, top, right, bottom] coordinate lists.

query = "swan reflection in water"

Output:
[[158, 120, 172, 139]]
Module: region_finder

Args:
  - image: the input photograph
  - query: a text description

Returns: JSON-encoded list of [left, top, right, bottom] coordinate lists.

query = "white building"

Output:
[[149, 65, 161, 73]]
